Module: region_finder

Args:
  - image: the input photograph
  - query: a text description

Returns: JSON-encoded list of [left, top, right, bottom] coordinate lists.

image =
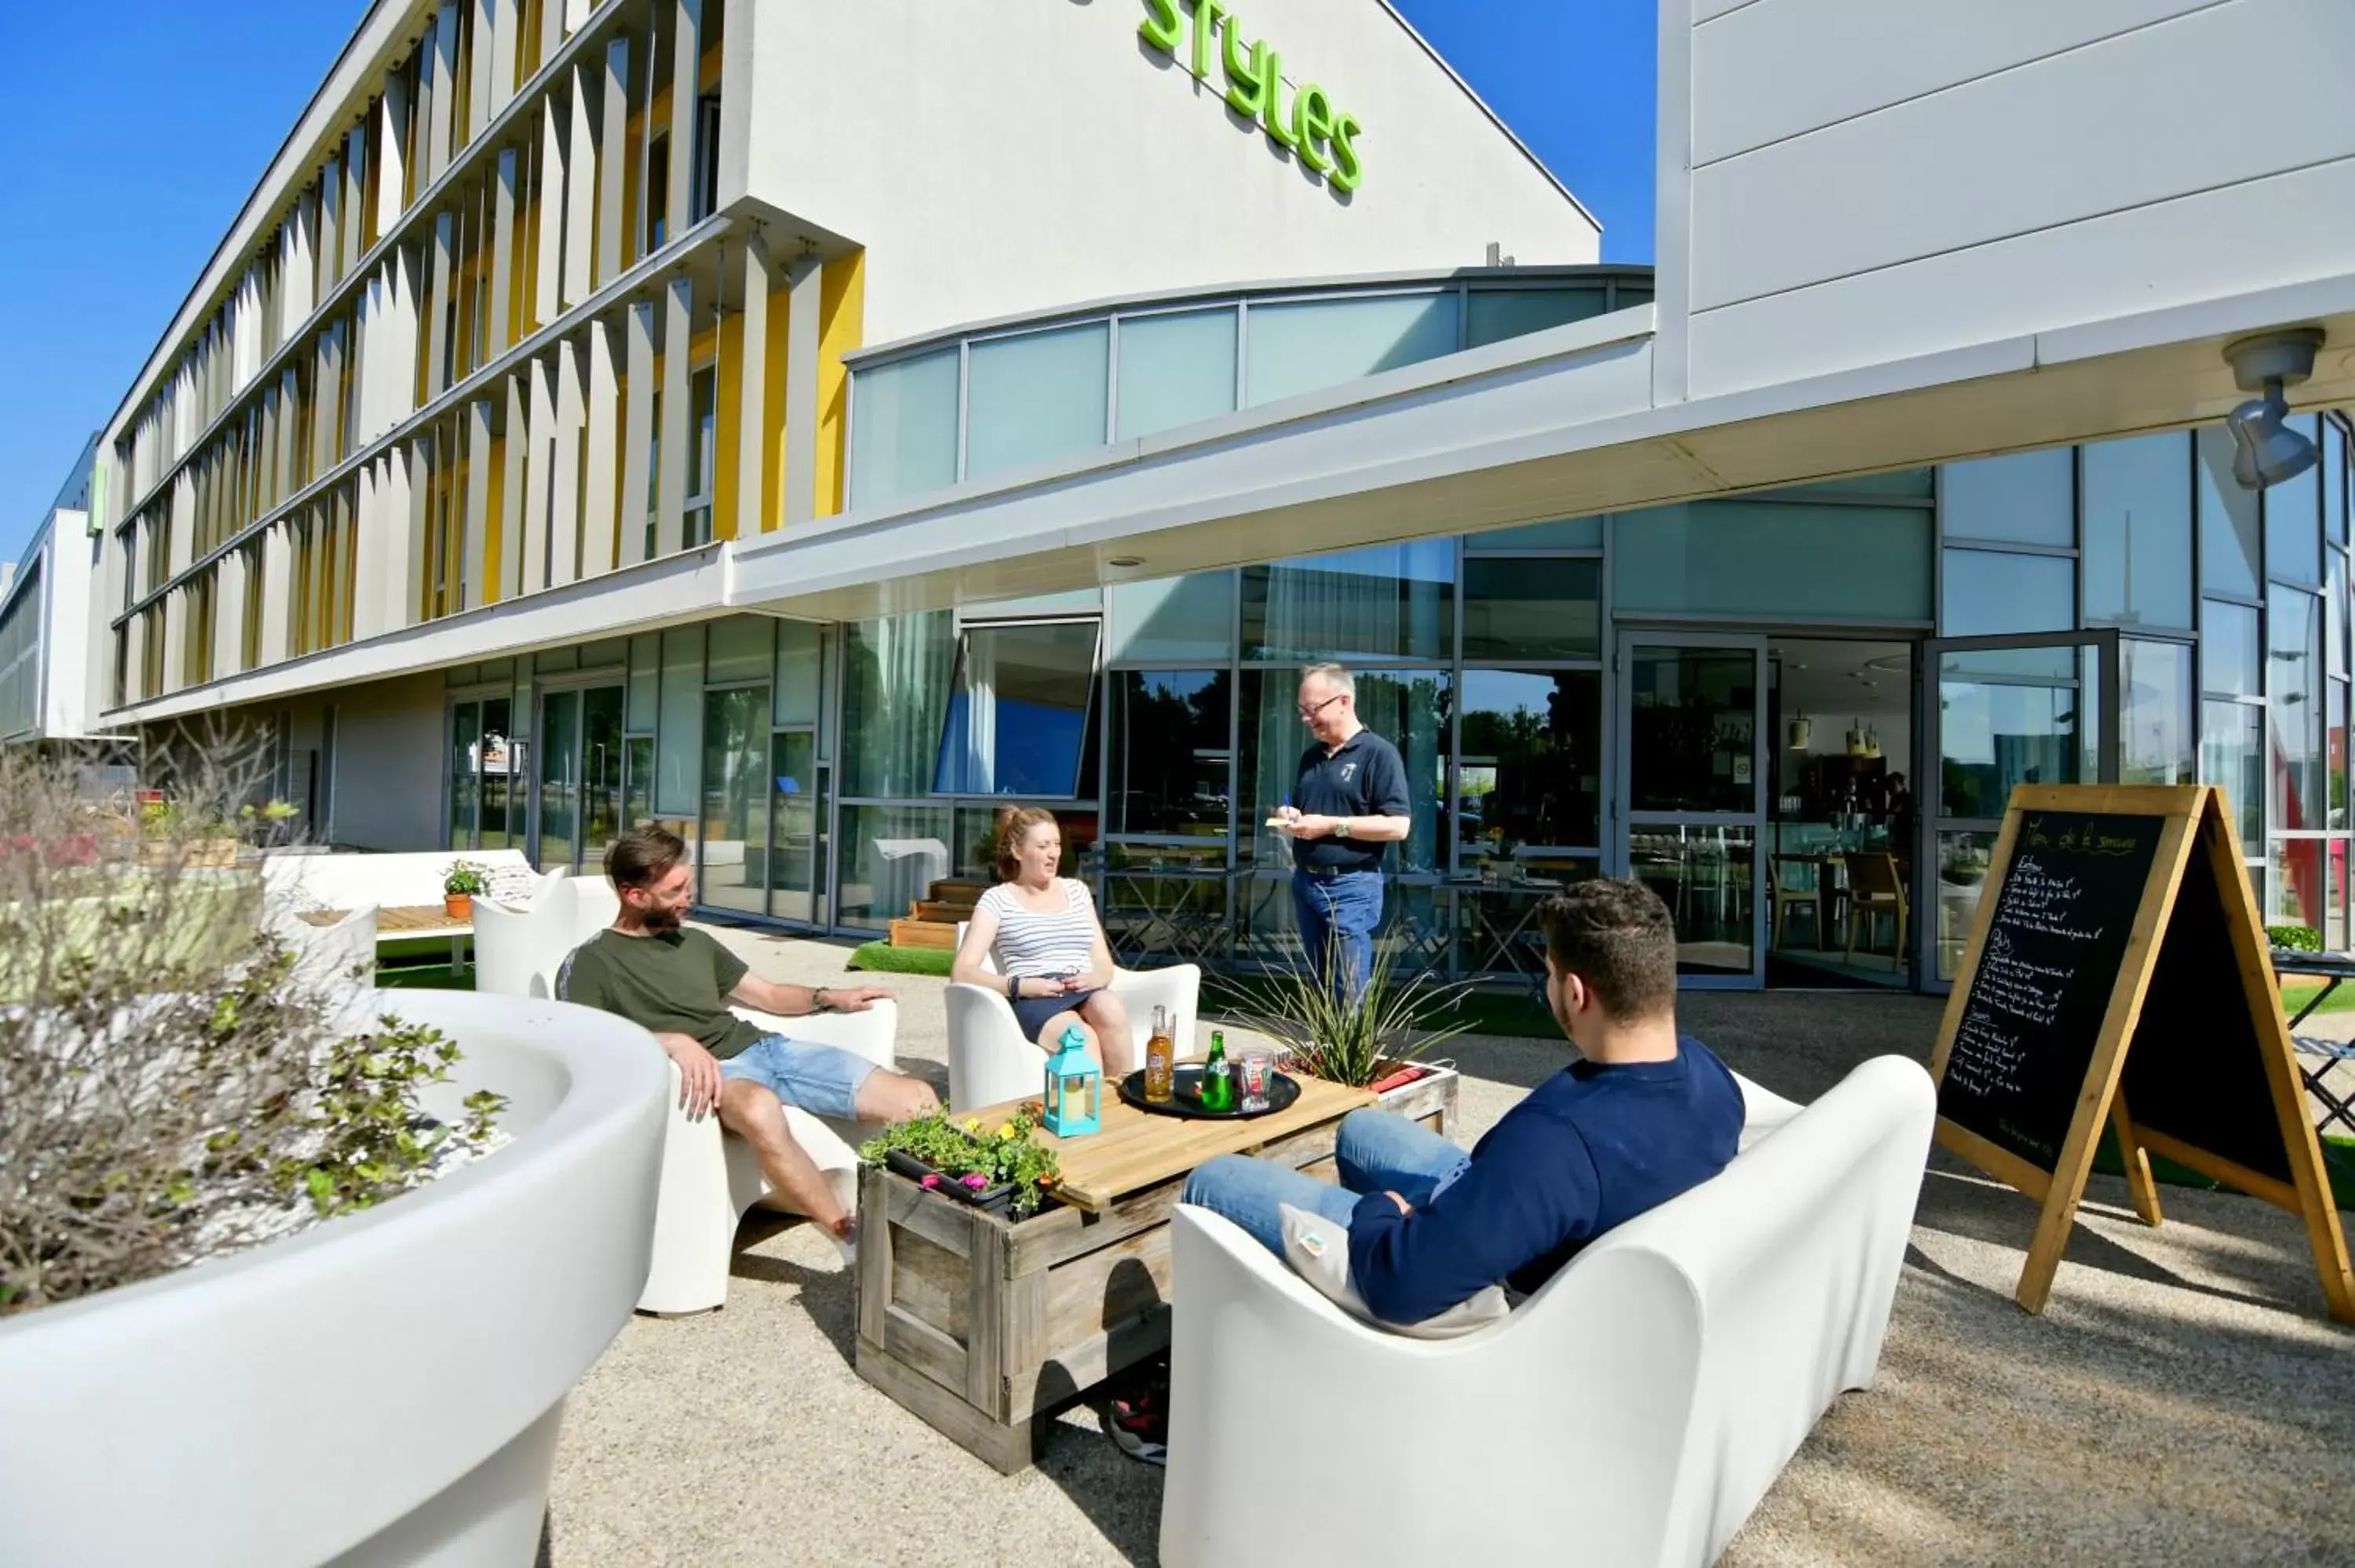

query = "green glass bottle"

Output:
[[1202, 1029, 1234, 1112]]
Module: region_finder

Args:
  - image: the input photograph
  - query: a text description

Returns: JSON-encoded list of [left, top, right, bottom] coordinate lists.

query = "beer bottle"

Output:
[[1145, 1005, 1176, 1103], [1201, 1029, 1233, 1112]]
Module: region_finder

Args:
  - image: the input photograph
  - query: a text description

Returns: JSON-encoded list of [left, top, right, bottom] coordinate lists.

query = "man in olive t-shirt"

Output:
[[557, 826, 937, 1256]]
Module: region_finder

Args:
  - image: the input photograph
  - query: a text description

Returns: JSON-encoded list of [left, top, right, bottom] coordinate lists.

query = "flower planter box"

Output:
[[882, 1149, 1018, 1216], [0, 990, 668, 1567], [1370, 1059, 1460, 1136]]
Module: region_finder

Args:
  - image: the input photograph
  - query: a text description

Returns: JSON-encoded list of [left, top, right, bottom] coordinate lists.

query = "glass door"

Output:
[[536, 684, 624, 874], [1616, 635, 1768, 988], [1920, 630, 2117, 990], [771, 732, 828, 925], [538, 690, 581, 872], [582, 687, 625, 869], [447, 695, 517, 850]]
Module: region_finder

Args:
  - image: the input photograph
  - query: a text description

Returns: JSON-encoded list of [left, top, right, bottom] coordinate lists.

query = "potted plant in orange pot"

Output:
[[442, 859, 491, 921]]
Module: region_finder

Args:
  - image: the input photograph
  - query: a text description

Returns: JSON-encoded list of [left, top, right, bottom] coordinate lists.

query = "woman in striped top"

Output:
[[951, 807, 1136, 1074]]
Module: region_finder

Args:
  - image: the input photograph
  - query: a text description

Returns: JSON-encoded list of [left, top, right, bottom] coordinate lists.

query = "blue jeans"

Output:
[[1293, 869, 1383, 999], [1181, 1107, 1471, 1259], [717, 1034, 878, 1121]]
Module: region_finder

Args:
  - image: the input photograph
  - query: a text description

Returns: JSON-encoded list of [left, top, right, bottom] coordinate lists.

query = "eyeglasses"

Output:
[[1297, 692, 1345, 721]]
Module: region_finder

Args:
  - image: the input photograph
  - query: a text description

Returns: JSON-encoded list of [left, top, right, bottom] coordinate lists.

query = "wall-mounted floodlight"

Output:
[[2223, 328, 2324, 490]]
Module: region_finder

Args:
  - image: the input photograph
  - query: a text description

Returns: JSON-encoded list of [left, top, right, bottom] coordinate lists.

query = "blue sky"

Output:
[[0, 1, 1655, 567]]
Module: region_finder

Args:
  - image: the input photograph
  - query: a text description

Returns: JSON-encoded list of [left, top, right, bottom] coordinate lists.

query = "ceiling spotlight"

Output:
[[1107, 556, 1144, 569], [2222, 328, 2324, 490]]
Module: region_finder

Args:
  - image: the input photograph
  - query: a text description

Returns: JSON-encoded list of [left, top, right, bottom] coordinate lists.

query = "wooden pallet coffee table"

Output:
[[855, 1073, 1389, 1473]]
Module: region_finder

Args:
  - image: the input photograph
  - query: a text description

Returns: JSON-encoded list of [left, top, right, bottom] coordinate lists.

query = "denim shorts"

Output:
[[717, 1034, 878, 1121]]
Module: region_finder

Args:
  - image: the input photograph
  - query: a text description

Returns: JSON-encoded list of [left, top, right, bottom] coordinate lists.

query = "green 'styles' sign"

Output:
[[1140, 0, 1364, 193]]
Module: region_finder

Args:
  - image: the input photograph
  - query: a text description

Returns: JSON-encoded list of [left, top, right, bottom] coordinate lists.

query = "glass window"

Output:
[[1937, 647, 2094, 819], [836, 803, 953, 927], [449, 701, 480, 848], [2264, 414, 2323, 585], [2272, 837, 2324, 933], [2326, 420, 2348, 546], [1934, 829, 1996, 982], [685, 363, 717, 545], [1616, 286, 1653, 308], [2203, 600, 2261, 696], [842, 610, 955, 797], [2120, 639, 2194, 786], [1619, 501, 1933, 620], [1115, 308, 1236, 442], [699, 686, 771, 915], [934, 620, 1100, 797], [1109, 669, 1232, 838], [2198, 425, 2262, 599], [624, 735, 653, 833], [1236, 667, 1450, 873], [1465, 288, 1607, 348], [1108, 572, 1235, 663], [1458, 669, 1602, 851], [1245, 293, 1461, 407], [1462, 557, 1600, 660], [1627, 647, 1757, 815], [848, 348, 958, 509], [704, 616, 772, 684], [626, 632, 659, 731], [2200, 698, 2264, 848], [2270, 585, 2324, 831], [774, 619, 822, 727], [534, 645, 578, 673], [1941, 448, 2072, 545], [655, 625, 704, 816], [1243, 542, 1454, 662], [2080, 432, 2191, 629], [1795, 470, 1936, 500], [579, 639, 626, 667], [2335, 553, 2350, 680], [769, 731, 827, 925], [1941, 549, 2072, 636], [479, 698, 514, 848], [2332, 680, 2349, 832], [1466, 516, 1604, 552], [966, 322, 1110, 482]]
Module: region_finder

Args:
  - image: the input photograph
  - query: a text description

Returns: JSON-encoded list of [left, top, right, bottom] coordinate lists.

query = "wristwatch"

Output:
[[1006, 974, 1021, 1001], [812, 986, 834, 1012]]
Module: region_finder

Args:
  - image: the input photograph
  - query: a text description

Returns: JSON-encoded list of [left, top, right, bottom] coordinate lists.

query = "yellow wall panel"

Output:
[[815, 250, 865, 519]]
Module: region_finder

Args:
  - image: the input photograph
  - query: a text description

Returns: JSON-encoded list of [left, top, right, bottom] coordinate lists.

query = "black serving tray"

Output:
[[1117, 1063, 1300, 1120]]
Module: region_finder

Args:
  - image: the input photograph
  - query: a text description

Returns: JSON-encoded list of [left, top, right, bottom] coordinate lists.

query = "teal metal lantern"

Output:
[[1042, 1026, 1101, 1137]]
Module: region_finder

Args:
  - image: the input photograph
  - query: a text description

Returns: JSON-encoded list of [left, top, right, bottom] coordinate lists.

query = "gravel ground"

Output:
[[543, 929, 2355, 1566]]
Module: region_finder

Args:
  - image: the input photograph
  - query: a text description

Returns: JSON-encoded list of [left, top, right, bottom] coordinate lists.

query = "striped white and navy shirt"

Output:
[[978, 879, 1099, 978]]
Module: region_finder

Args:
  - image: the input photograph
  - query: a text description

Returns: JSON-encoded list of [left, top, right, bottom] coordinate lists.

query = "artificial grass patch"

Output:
[[374, 962, 475, 991], [845, 941, 952, 977]]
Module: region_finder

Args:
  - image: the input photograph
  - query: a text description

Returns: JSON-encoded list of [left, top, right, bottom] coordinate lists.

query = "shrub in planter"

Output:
[[0, 736, 508, 1317], [860, 1107, 1062, 1218], [2269, 923, 2323, 954], [1213, 935, 1475, 1088]]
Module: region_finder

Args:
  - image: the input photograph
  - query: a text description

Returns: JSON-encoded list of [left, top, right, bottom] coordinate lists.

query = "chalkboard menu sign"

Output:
[[1929, 784, 2353, 1323], [1937, 810, 2163, 1170]]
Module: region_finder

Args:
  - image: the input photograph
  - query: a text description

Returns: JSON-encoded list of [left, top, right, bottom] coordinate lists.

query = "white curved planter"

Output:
[[0, 990, 668, 1567]]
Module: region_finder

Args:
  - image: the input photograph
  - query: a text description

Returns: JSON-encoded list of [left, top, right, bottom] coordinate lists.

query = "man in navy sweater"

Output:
[[1184, 877, 1743, 1325]]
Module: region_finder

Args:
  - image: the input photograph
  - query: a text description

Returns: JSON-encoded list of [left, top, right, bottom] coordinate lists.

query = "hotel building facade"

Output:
[[79, 0, 2355, 993]]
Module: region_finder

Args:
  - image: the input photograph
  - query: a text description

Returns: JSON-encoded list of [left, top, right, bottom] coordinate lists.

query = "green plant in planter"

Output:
[[2269, 923, 2323, 954], [860, 1107, 1061, 1216], [442, 859, 492, 898], [1214, 932, 1475, 1088]]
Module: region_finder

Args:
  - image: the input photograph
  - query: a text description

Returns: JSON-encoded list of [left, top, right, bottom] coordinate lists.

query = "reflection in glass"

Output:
[[656, 625, 704, 816], [581, 687, 624, 866], [838, 804, 953, 927], [2200, 698, 2264, 848], [1625, 825, 1755, 975], [1456, 669, 1601, 854], [2080, 432, 2192, 629], [2332, 840, 2349, 951], [2269, 585, 2324, 832], [705, 616, 772, 684], [1942, 448, 2073, 545], [1246, 293, 1460, 407], [1933, 830, 1995, 982], [2202, 600, 2261, 696], [450, 702, 480, 848], [775, 620, 823, 727], [1243, 543, 1453, 663], [2197, 426, 2262, 599], [2333, 680, 2349, 832], [1108, 572, 1236, 663], [1627, 647, 1756, 815], [769, 732, 823, 924], [1466, 289, 1606, 347], [848, 348, 958, 509], [539, 689, 579, 871], [625, 736, 653, 834], [966, 323, 1111, 482], [1617, 502, 1932, 621], [1937, 648, 2089, 819], [935, 620, 1101, 796], [478, 698, 513, 847], [699, 687, 770, 914], [1462, 558, 1600, 660], [2273, 837, 2324, 934], [1116, 309, 1237, 442], [1468, 516, 1604, 552], [1109, 669, 1232, 841], [2119, 640, 2194, 786], [1941, 549, 2071, 637], [842, 611, 955, 797], [2263, 414, 2322, 585]]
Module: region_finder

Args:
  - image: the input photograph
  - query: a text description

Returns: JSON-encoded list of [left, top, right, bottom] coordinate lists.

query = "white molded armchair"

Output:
[[1157, 1057, 1935, 1568], [942, 921, 1201, 1112], [473, 877, 623, 1000], [637, 998, 899, 1315], [271, 902, 379, 993]]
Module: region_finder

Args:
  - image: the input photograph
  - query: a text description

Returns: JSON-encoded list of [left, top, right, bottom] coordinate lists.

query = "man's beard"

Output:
[[641, 904, 685, 933]]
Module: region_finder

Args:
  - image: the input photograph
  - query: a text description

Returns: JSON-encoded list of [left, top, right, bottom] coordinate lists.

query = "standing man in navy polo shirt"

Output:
[[1276, 662, 1412, 999]]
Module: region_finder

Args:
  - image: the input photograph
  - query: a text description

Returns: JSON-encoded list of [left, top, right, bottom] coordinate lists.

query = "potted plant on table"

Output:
[[1215, 935, 1474, 1132], [441, 858, 491, 921], [860, 1106, 1063, 1219]]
